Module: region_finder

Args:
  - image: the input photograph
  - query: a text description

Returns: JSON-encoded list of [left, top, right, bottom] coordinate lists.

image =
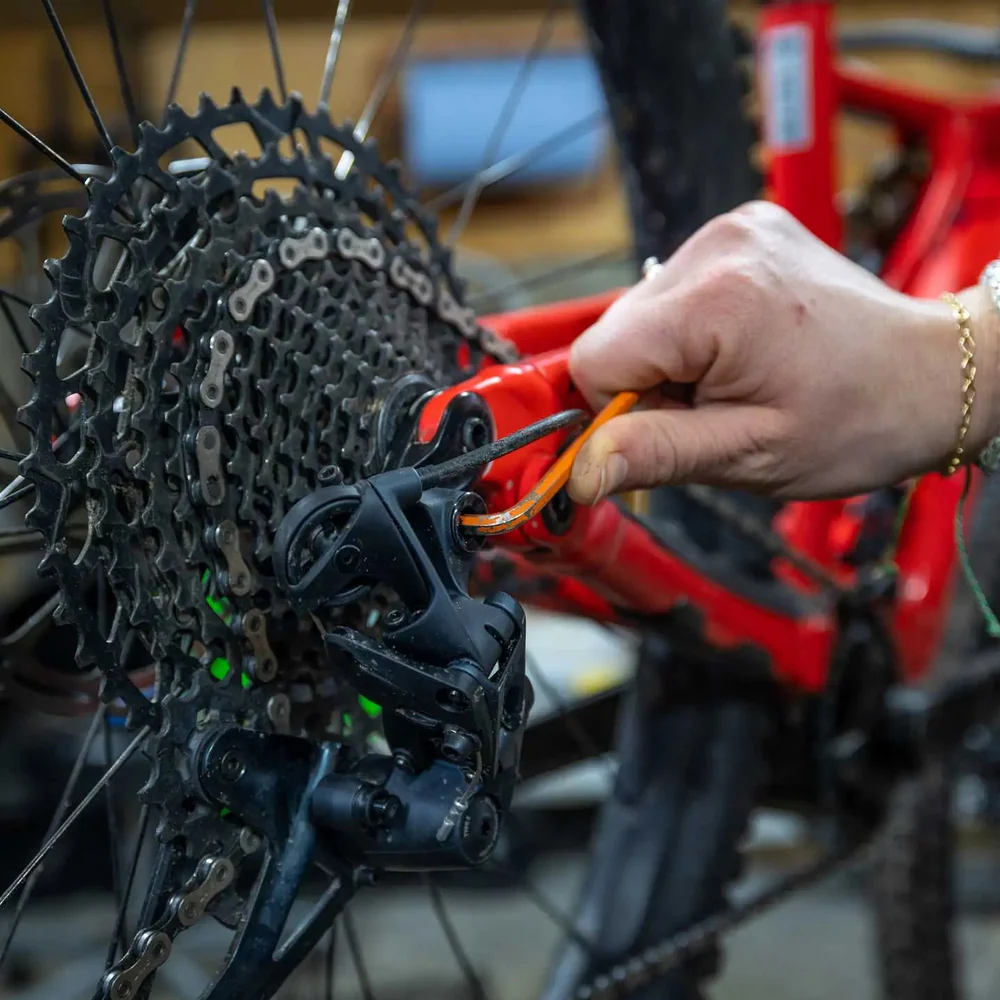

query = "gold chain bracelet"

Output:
[[941, 291, 977, 475]]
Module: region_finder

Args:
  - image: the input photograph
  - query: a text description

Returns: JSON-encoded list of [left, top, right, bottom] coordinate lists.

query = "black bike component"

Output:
[[274, 468, 529, 784], [197, 727, 358, 1000], [312, 755, 501, 870], [382, 388, 493, 479]]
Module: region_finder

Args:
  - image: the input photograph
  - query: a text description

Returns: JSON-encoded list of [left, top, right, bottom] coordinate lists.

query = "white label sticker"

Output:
[[762, 23, 813, 153]]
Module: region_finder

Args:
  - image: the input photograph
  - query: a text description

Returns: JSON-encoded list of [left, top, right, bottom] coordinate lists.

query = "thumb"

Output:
[[567, 406, 778, 503]]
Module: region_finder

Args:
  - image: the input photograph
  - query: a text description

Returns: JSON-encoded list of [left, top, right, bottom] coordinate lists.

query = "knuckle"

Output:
[[706, 209, 757, 246], [647, 424, 686, 482], [733, 199, 792, 229], [695, 255, 767, 309]]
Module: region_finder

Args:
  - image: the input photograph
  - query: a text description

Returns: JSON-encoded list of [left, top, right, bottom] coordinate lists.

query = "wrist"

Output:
[[961, 282, 1000, 465], [881, 288, 1000, 482]]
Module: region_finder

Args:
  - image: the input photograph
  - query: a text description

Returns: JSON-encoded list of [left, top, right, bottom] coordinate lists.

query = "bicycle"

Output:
[[1, 2, 999, 999]]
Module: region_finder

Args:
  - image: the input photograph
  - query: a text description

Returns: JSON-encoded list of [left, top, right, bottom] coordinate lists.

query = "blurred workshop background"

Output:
[[3, 2, 1000, 999]]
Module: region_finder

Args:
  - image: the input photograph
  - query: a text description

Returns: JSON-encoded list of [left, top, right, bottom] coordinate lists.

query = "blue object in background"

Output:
[[401, 51, 608, 188]]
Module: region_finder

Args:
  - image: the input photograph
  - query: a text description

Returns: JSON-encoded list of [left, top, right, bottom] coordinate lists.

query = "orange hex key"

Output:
[[458, 391, 640, 537]]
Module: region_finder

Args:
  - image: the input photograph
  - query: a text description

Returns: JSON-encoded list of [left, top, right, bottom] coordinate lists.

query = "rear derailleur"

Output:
[[198, 464, 529, 875]]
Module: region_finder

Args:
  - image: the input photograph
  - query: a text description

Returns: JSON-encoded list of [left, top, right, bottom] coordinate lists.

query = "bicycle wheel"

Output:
[[0, 3, 765, 999], [869, 473, 1000, 1000]]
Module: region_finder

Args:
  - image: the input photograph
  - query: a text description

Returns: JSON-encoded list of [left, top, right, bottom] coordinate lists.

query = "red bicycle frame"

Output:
[[419, 1, 1000, 695]]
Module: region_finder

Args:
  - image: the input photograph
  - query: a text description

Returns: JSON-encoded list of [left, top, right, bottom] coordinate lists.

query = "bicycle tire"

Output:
[[868, 475, 1000, 1000], [545, 7, 768, 997]]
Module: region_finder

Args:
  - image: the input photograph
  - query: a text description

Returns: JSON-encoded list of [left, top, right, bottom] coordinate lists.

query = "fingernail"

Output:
[[595, 453, 628, 501]]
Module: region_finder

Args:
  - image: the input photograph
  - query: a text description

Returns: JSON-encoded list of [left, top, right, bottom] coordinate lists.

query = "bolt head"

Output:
[[239, 827, 263, 854], [335, 544, 361, 572], [384, 608, 406, 628], [220, 750, 246, 782]]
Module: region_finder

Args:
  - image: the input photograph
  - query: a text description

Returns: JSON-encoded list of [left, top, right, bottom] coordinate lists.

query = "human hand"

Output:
[[567, 201, 1000, 503]]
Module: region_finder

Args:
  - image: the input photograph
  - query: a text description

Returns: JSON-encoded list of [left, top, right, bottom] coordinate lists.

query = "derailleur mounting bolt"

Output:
[[335, 544, 361, 571], [441, 725, 478, 763], [220, 750, 246, 783], [366, 789, 402, 829]]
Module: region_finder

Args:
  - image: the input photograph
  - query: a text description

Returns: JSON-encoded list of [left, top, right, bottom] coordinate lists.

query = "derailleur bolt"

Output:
[[220, 750, 246, 783], [441, 725, 478, 763], [461, 416, 490, 452], [365, 789, 402, 829], [239, 827, 263, 854], [335, 544, 361, 571]]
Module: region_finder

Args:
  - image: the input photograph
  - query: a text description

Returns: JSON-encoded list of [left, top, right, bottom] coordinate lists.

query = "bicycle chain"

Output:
[[103, 833, 264, 1000], [575, 843, 861, 1000]]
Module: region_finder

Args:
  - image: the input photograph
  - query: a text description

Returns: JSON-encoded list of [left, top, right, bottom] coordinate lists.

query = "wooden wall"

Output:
[[1, 1, 999, 267]]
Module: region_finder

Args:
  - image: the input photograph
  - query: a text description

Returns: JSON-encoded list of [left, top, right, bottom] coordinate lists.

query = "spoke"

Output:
[[0, 287, 34, 311], [0, 291, 33, 359], [342, 908, 375, 1000], [262, 0, 288, 103], [0, 704, 108, 973], [0, 724, 151, 913], [334, 0, 427, 179], [0, 109, 85, 185], [0, 591, 60, 648], [446, 0, 561, 247], [324, 925, 336, 1000], [428, 113, 602, 213], [165, 0, 198, 113], [0, 447, 25, 463], [527, 652, 614, 776], [99, 0, 140, 148], [467, 248, 629, 310], [0, 525, 40, 538], [424, 877, 488, 1000], [0, 476, 25, 502], [0, 535, 49, 555], [101, 689, 127, 965], [105, 803, 150, 971], [520, 876, 596, 956], [39, 0, 114, 155], [317, 0, 353, 113], [0, 482, 34, 511]]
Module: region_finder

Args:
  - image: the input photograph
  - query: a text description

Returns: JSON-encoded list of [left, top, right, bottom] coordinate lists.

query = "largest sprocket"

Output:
[[19, 90, 514, 732]]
